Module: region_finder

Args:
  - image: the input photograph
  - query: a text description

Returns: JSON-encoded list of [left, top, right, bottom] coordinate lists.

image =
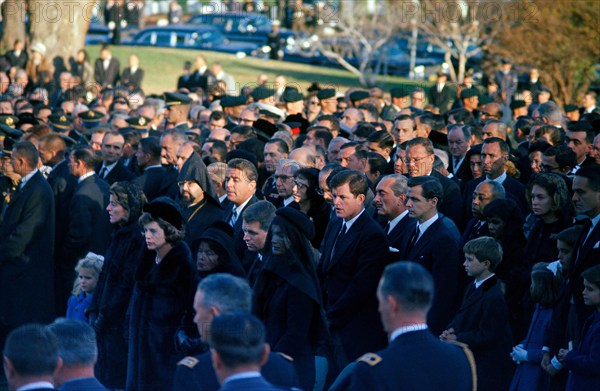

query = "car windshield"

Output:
[[189, 14, 271, 33]]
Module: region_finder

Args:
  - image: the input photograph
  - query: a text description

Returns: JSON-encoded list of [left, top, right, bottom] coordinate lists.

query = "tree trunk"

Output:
[[458, 52, 467, 84], [1, 0, 26, 52], [28, 0, 94, 77]]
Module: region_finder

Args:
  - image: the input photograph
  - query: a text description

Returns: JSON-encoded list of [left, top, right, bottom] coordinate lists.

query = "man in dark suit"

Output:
[[96, 131, 135, 185], [120, 54, 144, 90], [320, 170, 389, 371], [428, 71, 455, 114], [223, 158, 260, 263], [178, 152, 224, 248], [173, 274, 299, 391], [0, 142, 56, 351], [94, 45, 120, 88], [3, 324, 60, 391], [133, 137, 168, 201], [348, 262, 475, 391], [462, 137, 527, 219], [58, 147, 112, 314], [406, 137, 463, 227], [271, 159, 301, 208], [400, 176, 461, 335], [49, 319, 108, 391], [5, 39, 28, 69], [461, 180, 505, 247], [189, 55, 214, 92], [447, 124, 474, 184], [373, 174, 416, 254]]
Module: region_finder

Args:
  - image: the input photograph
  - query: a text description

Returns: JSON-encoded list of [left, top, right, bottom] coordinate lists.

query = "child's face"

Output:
[[487, 217, 504, 240], [556, 240, 573, 271], [79, 267, 98, 294], [463, 253, 489, 280], [583, 279, 600, 308]]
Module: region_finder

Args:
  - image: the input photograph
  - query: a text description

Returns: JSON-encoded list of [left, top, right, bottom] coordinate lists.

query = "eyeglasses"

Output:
[[309, 101, 319, 105], [294, 180, 309, 189], [274, 175, 293, 181], [404, 155, 430, 165]]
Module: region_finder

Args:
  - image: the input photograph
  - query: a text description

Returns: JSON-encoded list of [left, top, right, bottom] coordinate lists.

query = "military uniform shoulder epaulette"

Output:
[[356, 352, 382, 366], [446, 340, 477, 391], [177, 356, 199, 368], [275, 352, 294, 362]]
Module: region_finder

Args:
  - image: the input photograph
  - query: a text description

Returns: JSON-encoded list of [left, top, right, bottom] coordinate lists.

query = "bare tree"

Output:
[[1, 0, 26, 52], [411, 0, 499, 84], [305, 1, 401, 87], [488, 0, 600, 106], [27, 0, 95, 72]]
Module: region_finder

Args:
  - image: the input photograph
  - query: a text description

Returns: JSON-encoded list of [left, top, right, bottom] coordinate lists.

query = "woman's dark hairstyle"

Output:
[[526, 173, 570, 214], [483, 198, 523, 240], [110, 181, 147, 225], [581, 264, 600, 290], [138, 213, 185, 244], [530, 262, 559, 307], [294, 167, 321, 204]]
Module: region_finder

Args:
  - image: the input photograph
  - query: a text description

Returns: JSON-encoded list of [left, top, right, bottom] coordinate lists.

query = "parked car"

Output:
[[85, 23, 112, 45], [123, 25, 259, 55]]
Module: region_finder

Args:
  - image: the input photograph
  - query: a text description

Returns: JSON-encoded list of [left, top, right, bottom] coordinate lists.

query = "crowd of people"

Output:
[[0, 41, 599, 391]]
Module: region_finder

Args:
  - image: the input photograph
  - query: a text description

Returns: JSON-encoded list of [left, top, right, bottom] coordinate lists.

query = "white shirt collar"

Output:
[[475, 273, 495, 289], [390, 324, 428, 342], [144, 164, 163, 171], [234, 194, 254, 213], [219, 194, 228, 204], [101, 160, 118, 173], [17, 382, 55, 391], [417, 213, 439, 237], [78, 171, 96, 183], [486, 171, 507, 184], [223, 371, 261, 385], [20, 169, 38, 188], [388, 210, 409, 233], [453, 155, 466, 173], [282, 195, 295, 207], [344, 208, 365, 231]]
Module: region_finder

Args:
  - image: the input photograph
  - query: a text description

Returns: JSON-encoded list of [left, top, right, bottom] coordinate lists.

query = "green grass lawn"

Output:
[[86, 44, 432, 95]]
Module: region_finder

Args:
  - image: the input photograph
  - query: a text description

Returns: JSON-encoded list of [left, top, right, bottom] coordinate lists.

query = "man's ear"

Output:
[[53, 357, 63, 378], [260, 343, 271, 366]]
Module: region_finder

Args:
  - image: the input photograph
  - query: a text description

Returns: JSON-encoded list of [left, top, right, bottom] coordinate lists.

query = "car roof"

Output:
[[190, 11, 267, 18], [137, 25, 218, 33]]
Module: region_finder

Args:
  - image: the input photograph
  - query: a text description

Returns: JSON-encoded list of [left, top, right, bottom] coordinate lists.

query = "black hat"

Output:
[[126, 116, 151, 129], [275, 207, 315, 240], [390, 87, 410, 99], [0, 137, 16, 156], [78, 110, 104, 129], [164, 92, 193, 107], [317, 88, 336, 100], [538, 85, 552, 94], [307, 82, 321, 92], [0, 115, 19, 128], [282, 89, 304, 103], [510, 100, 526, 110], [251, 86, 275, 101], [0, 124, 23, 140], [142, 196, 184, 231], [48, 113, 73, 130], [284, 113, 310, 134], [349, 90, 370, 103], [17, 112, 39, 127], [221, 95, 247, 108], [59, 134, 78, 149], [225, 150, 258, 171], [460, 88, 479, 99], [479, 95, 493, 105], [564, 104, 579, 113], [253, 118, 278, 137]]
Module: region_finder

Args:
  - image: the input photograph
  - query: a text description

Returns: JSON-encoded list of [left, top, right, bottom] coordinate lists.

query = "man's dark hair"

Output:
[[379, 262, 434, 312], [317, 114, 340, 133], [243, 200, 276, 231], [482, 137, 509, 155], [266, 138, 289, 155], [340, 141, 366, 153], [209, 110, 226, 122], [448, 108, 475, 125], [329, 169, 369, 197], [367, 152, 387, 177], [71, 146, 99, 169], [122, 129, 141, 148], [3, 324, 59, 377], [231, 125, 257, 139], [576, 165, 600, 191], [367, 130, 394, 151], [407, 176, 443, 203], [463, 236, 503, 272], [209, 312, 266, 368], [12, 141, 39, 168], [535, 125, 562, 146], [237, 138, 264, 163], [312, 129, 333, 148], [139, 137, 161, 160], [227, 158, 258, 182], [357, 103, 380, 121], [543, 144, 577, 170], [406, 137, 435, 155], [567, 121, 595, 144], [47, 319, 97, 367], [353, 122, 376, 139]]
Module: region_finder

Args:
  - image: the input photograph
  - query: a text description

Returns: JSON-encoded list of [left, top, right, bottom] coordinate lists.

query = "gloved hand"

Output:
[[511, 346, 528, 363], [175, 329, 204, 355]]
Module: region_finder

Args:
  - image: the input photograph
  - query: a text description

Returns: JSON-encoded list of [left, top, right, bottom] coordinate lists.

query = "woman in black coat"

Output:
[[127, 197, 196, 391], [88, 181, 147, 389], [253, 207, 330, 391], [293, 167, 330, 250]]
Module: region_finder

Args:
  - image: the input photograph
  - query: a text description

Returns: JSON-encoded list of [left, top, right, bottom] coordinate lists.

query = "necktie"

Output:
[[384, 222, 391, 235], [406, 225, 420, 253], [331, 224, 347, 260], [229, 207, 238, 226], [99, 167, 108, 179]]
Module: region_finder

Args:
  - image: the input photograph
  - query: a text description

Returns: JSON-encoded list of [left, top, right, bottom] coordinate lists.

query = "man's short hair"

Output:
[[266, 138, 289, 155], [47, 319, 97, 367], [576, 165, 600, 191], [543, 144, 577, 170], [3, 324, 59, 377], [231, 125, 257, 139], [139, 137, 161, 160], [13, 141, 39, 168], [379, 261, 434, 312], [484, 120, 508, 139], [383, 174, 409, 197], [329, 169, 369, 197], [71, 146, 99, 169], [478, 180, 506, 200], [536, 101, 562, 124], [312, 129, 333, 147], [243, 200, 276, 231], [227, 158, 258, 182], [448, 124, 473, 142], [317, 114, 340, 133], [276, 158, 302, 174], [367, 152, 387, 177], [463, 236, 503, 272], [198, 273, 252, 313], [209, 312, 265, 368], [407, 176, 443, 203], [367, 130, 394, 150], [406, 137, 435, 155], [482, 137, 509, 155]]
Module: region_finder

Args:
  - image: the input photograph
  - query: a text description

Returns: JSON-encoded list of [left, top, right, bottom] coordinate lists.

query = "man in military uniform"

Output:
[[172, 274, 299, 391], [348, 262, 476, 391], [164, 92, 192, 132]]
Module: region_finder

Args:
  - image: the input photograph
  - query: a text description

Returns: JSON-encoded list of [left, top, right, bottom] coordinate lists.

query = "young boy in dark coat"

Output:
[[441, 236, 514, 391]]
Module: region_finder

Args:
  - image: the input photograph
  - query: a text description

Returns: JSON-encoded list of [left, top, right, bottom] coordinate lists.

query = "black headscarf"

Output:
[[192, 222, 245, 279], [178, 152, 220, 207]]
